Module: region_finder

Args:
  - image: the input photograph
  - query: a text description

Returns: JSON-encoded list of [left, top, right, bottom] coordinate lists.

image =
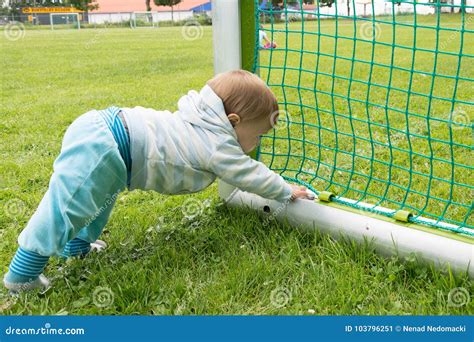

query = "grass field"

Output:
[[1, 19, 473, 315]]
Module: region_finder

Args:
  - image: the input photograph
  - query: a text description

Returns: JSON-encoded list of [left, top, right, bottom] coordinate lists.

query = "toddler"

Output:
[[3, 70, 311, 292], [259, 25, 277, 49]]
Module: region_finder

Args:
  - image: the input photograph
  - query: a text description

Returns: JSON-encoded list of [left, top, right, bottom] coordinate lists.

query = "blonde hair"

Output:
[[207, 70, 278, 121]]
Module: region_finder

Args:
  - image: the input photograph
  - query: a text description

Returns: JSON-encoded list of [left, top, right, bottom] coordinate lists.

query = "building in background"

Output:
[[3, 0, 472, 26], [88, 0, 211, 25]]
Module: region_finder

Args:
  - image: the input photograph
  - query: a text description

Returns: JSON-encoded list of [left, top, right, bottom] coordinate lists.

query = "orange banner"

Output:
[[22, 7, 83, 14]]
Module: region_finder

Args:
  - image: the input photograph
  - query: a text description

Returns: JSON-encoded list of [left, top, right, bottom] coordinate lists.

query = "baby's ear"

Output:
[[227, 113, 241, 127]]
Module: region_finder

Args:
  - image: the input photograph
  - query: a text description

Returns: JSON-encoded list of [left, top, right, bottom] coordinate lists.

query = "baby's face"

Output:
[[234, 113, 277, 153]]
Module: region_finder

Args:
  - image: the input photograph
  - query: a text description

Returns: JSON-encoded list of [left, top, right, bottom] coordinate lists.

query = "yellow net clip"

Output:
[[318, 191, 334, 202], [393, 210, 412, 223]]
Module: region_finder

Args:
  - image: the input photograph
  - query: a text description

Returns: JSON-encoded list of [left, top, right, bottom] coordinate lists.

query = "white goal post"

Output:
[[130, 11, 159, 28], [50, 13, 81, 30], [211, 0, 474, 278]]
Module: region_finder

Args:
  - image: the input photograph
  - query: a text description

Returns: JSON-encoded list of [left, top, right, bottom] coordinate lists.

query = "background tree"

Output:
[[146, 0, 151, 11], [5, 0, 99, 17], [66, 0, 99, 12], [269, 0, 334, 7], [154, 0, 181, 22], [5, 0, 49, 16], [319, 0, 334, 7]]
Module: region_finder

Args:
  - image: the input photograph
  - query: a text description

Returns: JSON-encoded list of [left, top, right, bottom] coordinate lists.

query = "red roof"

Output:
[[92, 0, 209, 13]]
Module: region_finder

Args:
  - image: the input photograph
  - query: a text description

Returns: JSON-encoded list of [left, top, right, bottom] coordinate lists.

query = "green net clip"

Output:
[[393, 210, 412, 223], [318, 191, 334, 202]]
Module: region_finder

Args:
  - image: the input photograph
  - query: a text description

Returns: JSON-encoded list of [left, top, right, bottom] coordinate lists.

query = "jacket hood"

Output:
[[176, 85, 238, 141]]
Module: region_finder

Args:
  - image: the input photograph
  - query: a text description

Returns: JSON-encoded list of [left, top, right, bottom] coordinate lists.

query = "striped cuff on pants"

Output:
[[60, 238, 91, 258], [8, 247, 49, 278]]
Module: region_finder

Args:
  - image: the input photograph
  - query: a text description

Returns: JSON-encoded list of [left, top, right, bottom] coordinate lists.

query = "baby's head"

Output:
[[207, 70, 279, 153]]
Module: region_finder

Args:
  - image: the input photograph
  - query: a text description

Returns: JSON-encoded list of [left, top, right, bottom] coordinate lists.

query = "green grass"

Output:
[[0, 23, 473, 315]]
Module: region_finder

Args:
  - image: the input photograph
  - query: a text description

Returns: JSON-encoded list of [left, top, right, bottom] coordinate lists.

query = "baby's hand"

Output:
[[290, 184, 315, 201]]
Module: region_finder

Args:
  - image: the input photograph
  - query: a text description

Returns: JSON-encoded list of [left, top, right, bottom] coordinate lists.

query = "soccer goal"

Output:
[[212, 0, 473, 277], [50, 13, 80, 30], [130, 11, 159, 28]]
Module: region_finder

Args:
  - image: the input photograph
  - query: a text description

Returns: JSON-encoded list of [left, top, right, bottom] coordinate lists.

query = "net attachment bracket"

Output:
[[318, 191, 335, 202], [393, 210, 413, 223]]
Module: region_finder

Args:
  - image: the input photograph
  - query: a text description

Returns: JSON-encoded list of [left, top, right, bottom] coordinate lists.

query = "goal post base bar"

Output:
[[218, 182, 474, 278]]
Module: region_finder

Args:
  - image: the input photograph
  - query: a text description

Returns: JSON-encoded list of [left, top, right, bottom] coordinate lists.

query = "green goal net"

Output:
[[50, 13, 81, 30], [254, 0, 473, 237]]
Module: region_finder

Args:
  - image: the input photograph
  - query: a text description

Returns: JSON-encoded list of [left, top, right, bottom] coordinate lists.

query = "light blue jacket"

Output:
[[121, 85, 292, 202]]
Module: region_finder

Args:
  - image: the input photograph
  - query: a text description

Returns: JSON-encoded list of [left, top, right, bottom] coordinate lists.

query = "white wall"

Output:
[[88, 10, 195, 25], [88, 12, 132, 24], [156, 10, 195, 21]]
